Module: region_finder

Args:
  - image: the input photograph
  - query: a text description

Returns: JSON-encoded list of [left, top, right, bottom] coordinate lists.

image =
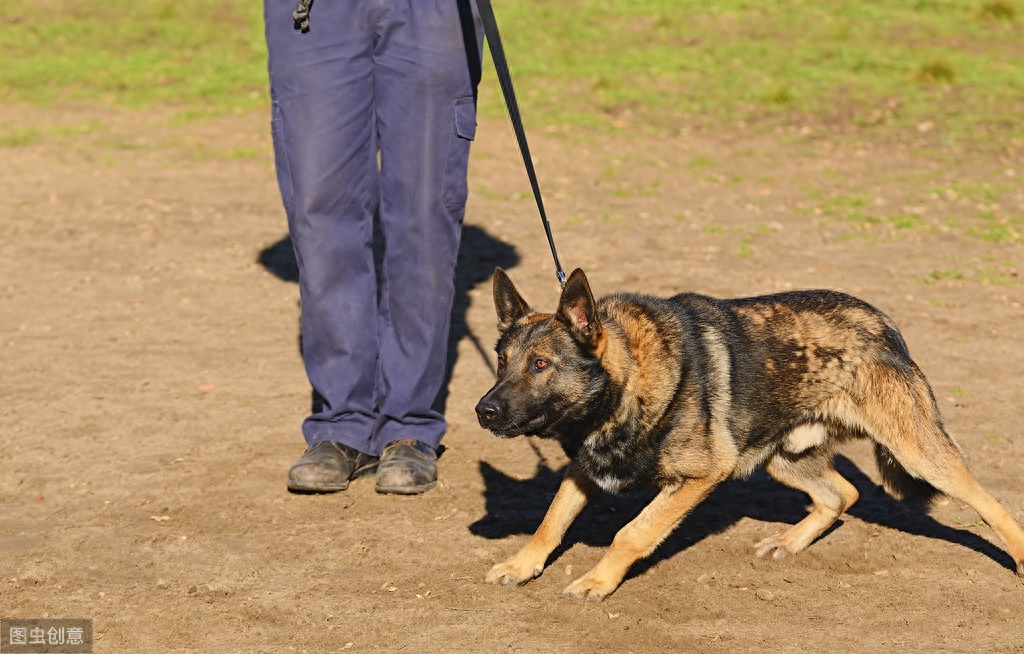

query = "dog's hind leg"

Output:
[[562, 473, 727, 601], [755, 447, 859, 560], [919, 460, 1024, 576], [868, 415, 1024, 575], [486, 462, 596, 587], [856, 366, 1024, 575]]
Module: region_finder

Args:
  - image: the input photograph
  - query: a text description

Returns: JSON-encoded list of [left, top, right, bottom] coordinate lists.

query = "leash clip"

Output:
[[293, 0, 313, 31]]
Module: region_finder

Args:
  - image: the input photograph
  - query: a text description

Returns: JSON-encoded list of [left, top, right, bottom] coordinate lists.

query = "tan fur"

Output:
[[562, 475, 728, 601], [480, 269, 1024, 602], [486, 463, 596, 587]]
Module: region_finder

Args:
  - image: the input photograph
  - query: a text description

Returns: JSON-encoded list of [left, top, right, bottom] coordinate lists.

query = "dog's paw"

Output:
[[486, 558, 543, 587], [754, 533, 799, 560], [560, 574, 616, 602]]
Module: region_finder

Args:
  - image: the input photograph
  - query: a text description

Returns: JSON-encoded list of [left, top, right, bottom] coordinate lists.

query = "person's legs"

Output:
[[267, 0, 482, 493], [266, 0, 380, 455], [370, 0, 483, 458]]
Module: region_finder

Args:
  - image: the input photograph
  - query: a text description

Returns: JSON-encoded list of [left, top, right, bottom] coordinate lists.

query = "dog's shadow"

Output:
[[469, 453, 1016, 579]]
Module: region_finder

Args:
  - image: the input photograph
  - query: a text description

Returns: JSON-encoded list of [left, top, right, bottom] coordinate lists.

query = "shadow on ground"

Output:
[[257, 224, 519, 413], [470, 451, 1016, 577]]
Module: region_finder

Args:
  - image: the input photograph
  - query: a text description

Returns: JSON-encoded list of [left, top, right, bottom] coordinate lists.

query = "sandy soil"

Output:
[[2, 102, 1024, 653]]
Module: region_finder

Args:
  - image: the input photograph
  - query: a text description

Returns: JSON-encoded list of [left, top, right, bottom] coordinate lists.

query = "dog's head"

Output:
[[475, 268, 608, 439]]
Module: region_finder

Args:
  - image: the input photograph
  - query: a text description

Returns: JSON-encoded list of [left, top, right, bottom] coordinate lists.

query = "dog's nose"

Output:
[[475, 400, 501, 426]]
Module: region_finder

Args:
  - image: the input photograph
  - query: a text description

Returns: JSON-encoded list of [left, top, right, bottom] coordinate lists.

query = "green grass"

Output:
[[921, 267, 966, 284], [0, 126, 42, 147], [1, 0, 1023, 143], [0, 0, 267, 114], [735, 236, 755, 259], [0, 120, 105, 146], [485, 0, 1024, 141], [801, 182, 1024, 244]]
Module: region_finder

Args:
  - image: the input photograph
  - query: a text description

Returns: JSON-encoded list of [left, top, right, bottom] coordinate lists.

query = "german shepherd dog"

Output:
[[475, 268, 1024, 601]]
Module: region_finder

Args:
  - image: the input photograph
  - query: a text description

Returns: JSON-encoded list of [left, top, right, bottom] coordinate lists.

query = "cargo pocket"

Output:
[[442, 96, 477, 215]]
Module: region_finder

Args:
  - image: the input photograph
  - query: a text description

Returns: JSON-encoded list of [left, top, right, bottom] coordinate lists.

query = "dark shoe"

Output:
[[287, 441, 379, 493], [374, 439, 438, 495]]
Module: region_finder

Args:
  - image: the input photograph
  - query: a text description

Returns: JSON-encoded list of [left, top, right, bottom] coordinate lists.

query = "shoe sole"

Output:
[[374, 479, 437, 495], [287, 480, 350, 493], [287, 462, 379, 493]]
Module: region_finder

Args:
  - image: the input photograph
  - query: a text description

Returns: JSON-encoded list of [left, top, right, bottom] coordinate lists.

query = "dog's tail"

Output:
[[873, 443, 940, 505]]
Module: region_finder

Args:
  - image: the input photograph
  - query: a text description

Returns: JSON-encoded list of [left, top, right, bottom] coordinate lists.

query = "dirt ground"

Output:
[[2, 101, 1024, 653]]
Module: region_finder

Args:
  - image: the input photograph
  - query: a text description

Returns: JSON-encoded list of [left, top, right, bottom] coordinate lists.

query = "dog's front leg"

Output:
[[486, 462, 596, 587], [562, 475, 723, 601]]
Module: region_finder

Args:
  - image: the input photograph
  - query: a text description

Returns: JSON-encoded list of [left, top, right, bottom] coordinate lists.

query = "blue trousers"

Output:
[[265, 0, 483, 455]]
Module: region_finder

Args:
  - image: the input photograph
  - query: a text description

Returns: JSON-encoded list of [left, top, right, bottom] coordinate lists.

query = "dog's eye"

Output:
[[497, 354, 507, 369], [534, 359, 549, 371]]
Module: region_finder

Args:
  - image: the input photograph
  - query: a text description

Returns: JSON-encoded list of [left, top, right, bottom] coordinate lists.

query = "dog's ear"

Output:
[[493, 268, 532, 333], [556, 268, 601, 348]]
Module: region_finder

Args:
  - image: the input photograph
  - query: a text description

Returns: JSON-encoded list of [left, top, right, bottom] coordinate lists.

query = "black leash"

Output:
[[475, 0, 566, 288], [290, 0, 566, 287]]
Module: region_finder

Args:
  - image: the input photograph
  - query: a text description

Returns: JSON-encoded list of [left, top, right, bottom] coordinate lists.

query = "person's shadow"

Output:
[[469, 452, 1017, 580], [257, 223, 519, 414]]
